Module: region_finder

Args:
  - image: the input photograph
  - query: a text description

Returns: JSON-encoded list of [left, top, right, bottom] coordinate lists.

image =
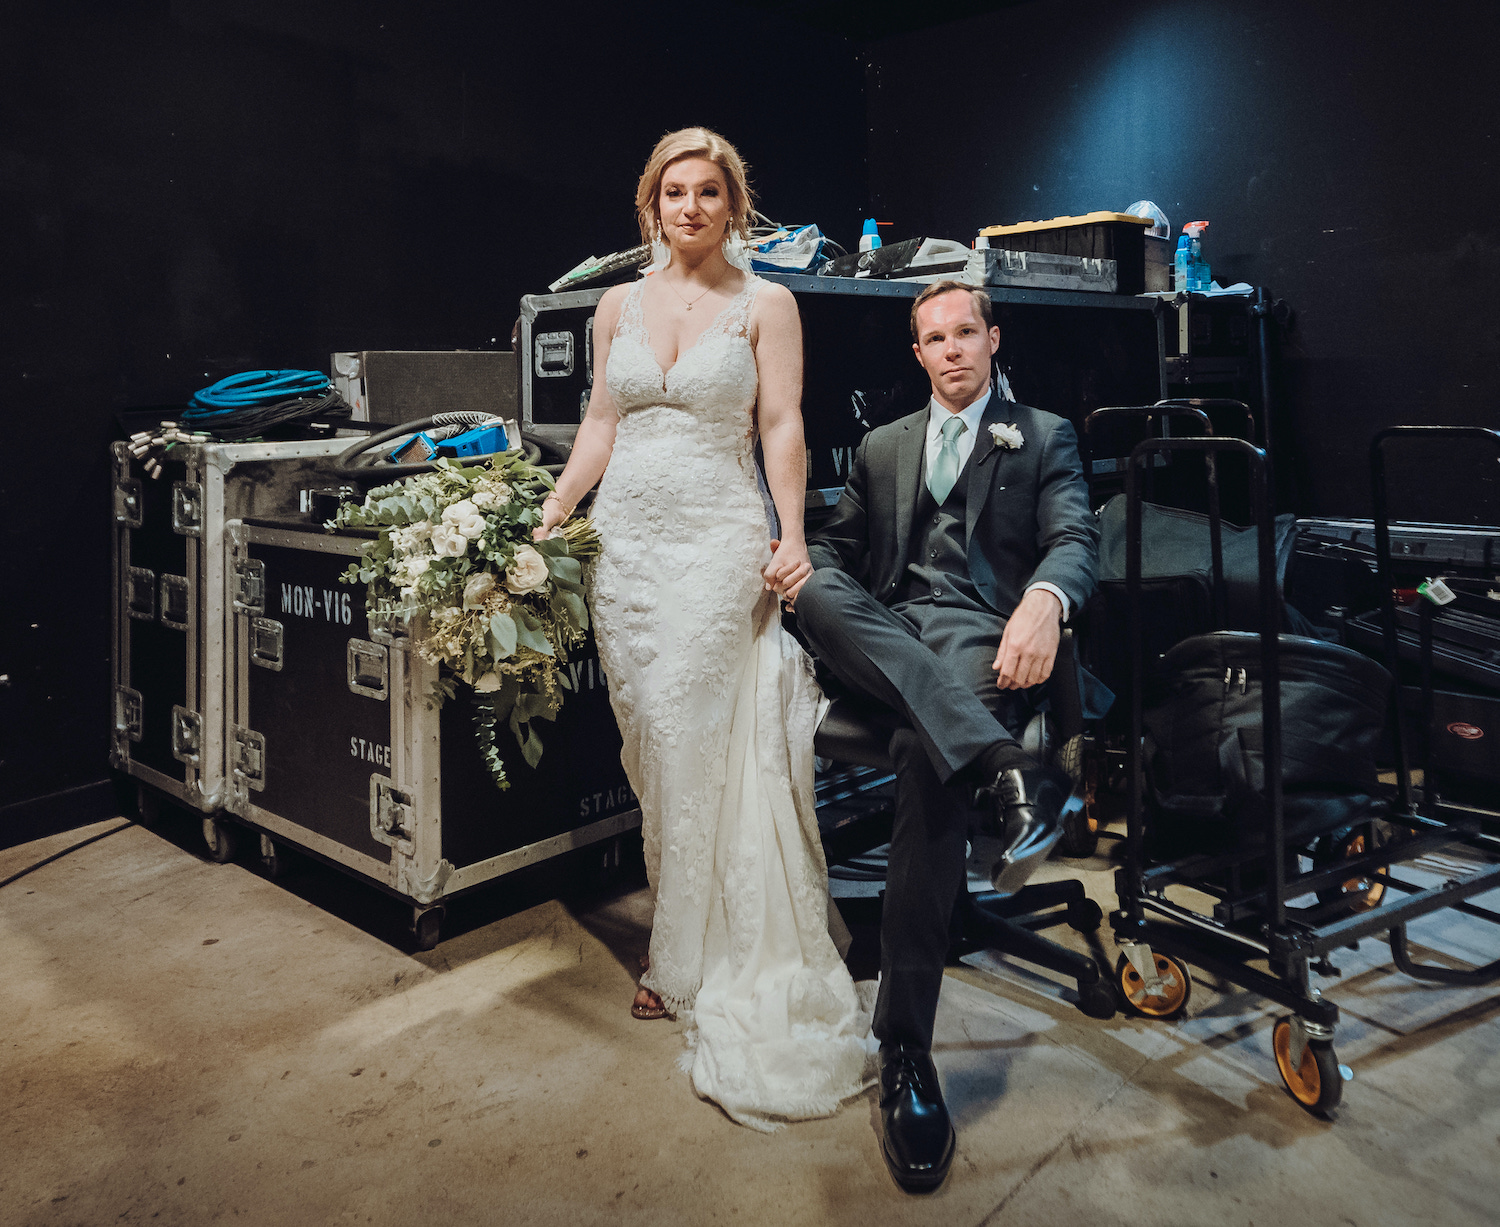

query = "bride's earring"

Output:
[[650, 221, 670, 271], [722, 227, 753, 274]]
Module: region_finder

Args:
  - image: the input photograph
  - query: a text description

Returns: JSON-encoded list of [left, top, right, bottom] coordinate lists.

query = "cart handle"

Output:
[[1081, 405, 1214, 507], [1154, 398, 1258, 446]]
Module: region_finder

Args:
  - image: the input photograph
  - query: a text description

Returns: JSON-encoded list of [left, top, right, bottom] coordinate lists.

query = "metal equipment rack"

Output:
[[1109, 432, 1500, 1116]]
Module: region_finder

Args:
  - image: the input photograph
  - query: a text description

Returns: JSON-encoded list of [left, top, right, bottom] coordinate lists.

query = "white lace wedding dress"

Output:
[[588, 273, 874, 1130]]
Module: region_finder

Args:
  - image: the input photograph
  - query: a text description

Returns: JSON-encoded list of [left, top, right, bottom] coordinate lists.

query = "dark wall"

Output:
[[0, 0, 867, 833], [864, 0, 1500, 521]]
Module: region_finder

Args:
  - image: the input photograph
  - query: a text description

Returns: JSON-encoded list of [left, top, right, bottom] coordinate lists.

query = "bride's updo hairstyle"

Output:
[[635, 127, 755, 246]]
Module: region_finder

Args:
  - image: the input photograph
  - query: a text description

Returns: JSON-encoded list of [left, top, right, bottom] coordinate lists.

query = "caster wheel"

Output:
[[1067, 897, 1104, 933], [411, 907, 444, 952], [1056, 737, 1100, 859], [1076, 977, 1118, 1020], [259, 834, 289, 880], [202, 816, 239, 864], [1272, 1017, 1342, 1115], [1314, 826, 1387, 915], [1116, 950, 1192, 1019], [134, 783, 161, 825]]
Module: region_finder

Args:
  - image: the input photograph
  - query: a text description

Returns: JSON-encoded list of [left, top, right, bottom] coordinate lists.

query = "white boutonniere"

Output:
[[989, 421, 1024, 450]]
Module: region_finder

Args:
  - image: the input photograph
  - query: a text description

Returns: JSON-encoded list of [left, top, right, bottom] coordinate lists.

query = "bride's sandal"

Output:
[[632, 956, 673, 1021]]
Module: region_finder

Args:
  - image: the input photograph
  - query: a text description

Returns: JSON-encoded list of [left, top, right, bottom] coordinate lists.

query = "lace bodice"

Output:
[[606, 275, 760, 452]]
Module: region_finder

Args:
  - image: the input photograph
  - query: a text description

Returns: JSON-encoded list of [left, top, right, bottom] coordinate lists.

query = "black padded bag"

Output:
[[1141, 631, 1392, 855], [1091, 496, 1310, 723], [1098, 494, 1299, 627]]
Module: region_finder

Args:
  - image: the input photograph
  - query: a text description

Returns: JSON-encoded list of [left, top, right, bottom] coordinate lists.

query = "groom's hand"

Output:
[[993, 588, 1062, 690]]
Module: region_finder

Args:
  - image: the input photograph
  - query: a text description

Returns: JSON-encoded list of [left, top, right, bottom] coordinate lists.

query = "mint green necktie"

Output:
[[928, 415, 968, 505]]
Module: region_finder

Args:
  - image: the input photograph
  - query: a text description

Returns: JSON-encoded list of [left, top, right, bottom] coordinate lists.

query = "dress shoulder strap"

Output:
[[616, 277, 648, 343], [712, 273, 761, 340]]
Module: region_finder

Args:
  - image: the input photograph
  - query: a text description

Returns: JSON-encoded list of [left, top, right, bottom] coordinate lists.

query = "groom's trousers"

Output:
[[795, 567, 1035, 1052]]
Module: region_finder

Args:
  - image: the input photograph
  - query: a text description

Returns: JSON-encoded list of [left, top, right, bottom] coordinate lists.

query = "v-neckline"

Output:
[[632, 278, 748, 383]]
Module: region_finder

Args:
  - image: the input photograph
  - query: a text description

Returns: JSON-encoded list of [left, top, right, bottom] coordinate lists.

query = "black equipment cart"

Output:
[[1109, 431, 1500, 1117]]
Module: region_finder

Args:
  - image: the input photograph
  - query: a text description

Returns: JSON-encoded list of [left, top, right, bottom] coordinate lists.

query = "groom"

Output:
[[790, 279, 1100, 1193]]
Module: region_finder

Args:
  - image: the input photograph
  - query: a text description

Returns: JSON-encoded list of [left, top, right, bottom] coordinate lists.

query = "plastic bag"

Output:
[[1124, 200, 1171, 239], [750, 224, 827, 273]]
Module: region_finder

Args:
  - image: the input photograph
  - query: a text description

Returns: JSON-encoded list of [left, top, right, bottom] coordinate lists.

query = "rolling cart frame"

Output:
[[1110, 433, 1500, 1115]]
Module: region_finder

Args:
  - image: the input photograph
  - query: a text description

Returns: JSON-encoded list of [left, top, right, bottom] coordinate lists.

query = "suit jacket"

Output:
[[808, 393, 1099, 623]]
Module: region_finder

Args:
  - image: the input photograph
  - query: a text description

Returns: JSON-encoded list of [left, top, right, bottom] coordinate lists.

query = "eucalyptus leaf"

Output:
[[488, 612, 517, 658]]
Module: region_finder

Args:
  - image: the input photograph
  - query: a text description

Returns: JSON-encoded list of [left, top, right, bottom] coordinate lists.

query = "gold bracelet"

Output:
[[543, 492, 575, 517]]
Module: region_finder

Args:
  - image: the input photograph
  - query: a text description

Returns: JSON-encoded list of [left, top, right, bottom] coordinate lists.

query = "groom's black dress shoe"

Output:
[[980, 764, 1080, 896], [878, 1045, 955, 1193]]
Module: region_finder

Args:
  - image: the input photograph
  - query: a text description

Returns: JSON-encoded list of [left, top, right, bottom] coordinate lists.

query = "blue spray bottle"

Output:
[[1184, 220, 1209, 291]]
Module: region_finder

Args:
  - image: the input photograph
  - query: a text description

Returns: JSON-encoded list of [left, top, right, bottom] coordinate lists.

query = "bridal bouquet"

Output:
[[333, 453, 599, 790]]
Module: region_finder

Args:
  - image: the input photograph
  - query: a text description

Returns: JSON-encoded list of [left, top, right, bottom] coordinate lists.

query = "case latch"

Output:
[[230, 725, 266, 791], [159, 574, 190, 631], [370, 775, 414, 850], [171, 480, 203, 537], [535, 330, 575, 378], [170, 704, 203, 765], [250, 618, 284, 670], [114, 475, 143, 528], [127, 567, 156, 621], [232, 558, 266, 615], [347, 639, 389, 699], [114, 685, 143, 744]]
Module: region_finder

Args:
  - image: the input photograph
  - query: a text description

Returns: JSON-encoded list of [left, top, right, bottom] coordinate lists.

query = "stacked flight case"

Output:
[[109, 436, 356, 821], [222, 516, 638, 947], [519, 272, 1167, 492]]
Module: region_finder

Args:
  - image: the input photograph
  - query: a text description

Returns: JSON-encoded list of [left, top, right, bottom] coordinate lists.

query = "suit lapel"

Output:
[[966, 392, 1012, 544], [893, 412, 924, 573]]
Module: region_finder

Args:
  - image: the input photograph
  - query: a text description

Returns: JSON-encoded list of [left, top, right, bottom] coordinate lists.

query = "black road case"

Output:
[[110, 436, 356, 817], [222, 518, 639, 944], [518, 273, 1167, 495]]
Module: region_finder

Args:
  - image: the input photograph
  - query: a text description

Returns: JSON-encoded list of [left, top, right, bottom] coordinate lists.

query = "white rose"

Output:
[[409, 520, 434, 541], [441, 499, 487, 540], [463, 572, 496, 608], [504, 545, 550, 594], [430, 525, 468, 557], [988, 421, 1025, 451], [408, 555, 431, 576], [470, 490, 495, 510]]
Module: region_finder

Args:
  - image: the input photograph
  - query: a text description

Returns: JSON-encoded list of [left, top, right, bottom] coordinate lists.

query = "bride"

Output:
[[535, 127, 873, 1128]]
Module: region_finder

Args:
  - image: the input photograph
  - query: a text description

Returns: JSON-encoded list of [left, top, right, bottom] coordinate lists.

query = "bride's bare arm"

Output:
[[752, 282, 812, 601], [534, 286, 625, 539]]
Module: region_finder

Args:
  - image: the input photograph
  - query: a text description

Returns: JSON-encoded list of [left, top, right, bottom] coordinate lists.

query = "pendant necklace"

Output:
[[663, 265, 728, 311]]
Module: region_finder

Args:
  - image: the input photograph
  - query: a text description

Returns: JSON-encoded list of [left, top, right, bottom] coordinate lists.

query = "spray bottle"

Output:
[[859, 218, 883, 253], [1184, 221, 1209, 291], [1174, 232, 1192, 293]]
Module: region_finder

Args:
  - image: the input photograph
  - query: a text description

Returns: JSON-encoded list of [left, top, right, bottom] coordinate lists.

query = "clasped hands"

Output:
[[992, 587, 1062, 690], [763, 537, 813, 608]]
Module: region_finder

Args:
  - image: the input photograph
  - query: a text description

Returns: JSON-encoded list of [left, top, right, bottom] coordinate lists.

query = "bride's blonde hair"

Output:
[[635, 127, 754, 246]]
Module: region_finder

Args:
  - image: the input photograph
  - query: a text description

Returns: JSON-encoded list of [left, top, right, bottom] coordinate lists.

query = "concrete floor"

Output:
[[3, 813, 1499, 1227]]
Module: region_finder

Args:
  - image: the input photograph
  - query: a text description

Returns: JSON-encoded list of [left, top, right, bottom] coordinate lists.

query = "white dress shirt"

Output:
[[925, 390, 1072, 622]]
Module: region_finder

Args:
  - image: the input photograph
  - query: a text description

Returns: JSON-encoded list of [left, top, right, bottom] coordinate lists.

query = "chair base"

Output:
[[952, 880, 1118, 1019]]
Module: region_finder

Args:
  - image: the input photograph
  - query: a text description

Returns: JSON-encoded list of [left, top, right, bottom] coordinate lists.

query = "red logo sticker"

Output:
[[1446, 722, 1484, 741]]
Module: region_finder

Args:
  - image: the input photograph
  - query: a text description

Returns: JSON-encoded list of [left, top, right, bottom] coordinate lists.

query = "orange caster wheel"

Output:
[[1273, 1016, 1342, 1115], [1116, 949, 1192, 1019]]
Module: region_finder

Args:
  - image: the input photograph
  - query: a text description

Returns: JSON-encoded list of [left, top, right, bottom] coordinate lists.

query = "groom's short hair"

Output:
[[910, 280, 995, 343]]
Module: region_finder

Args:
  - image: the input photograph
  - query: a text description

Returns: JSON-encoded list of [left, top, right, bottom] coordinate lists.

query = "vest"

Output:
[[893, 449, 988, 612]]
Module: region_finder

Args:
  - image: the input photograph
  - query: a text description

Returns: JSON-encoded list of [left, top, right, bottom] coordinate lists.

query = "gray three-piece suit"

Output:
[[797, 389, 1102, 1050]]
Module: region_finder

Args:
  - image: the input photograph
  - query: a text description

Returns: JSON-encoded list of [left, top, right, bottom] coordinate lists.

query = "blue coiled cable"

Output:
[[181, 369, 351, 440]]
